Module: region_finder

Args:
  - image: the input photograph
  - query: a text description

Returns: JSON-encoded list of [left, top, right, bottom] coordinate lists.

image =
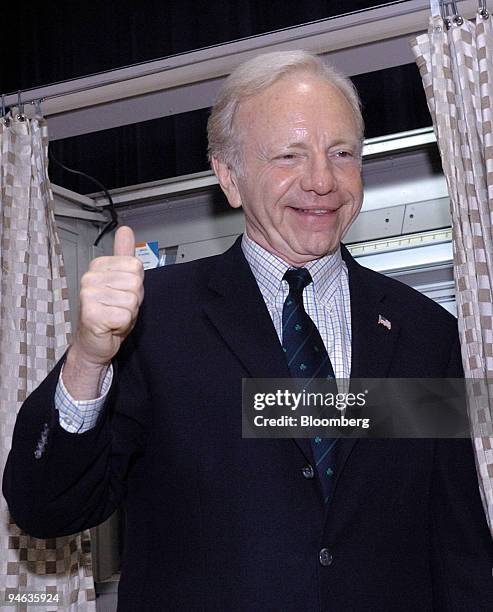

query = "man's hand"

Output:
[[62, 226, 144, 399]]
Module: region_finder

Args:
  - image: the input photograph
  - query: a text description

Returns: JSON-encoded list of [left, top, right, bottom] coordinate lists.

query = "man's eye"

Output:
[[334, 150, 352, 158], [279, 154, 297, 160]]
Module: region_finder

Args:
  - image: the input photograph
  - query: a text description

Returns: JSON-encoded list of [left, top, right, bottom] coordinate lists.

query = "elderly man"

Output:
[[4, 51, 493, 611]]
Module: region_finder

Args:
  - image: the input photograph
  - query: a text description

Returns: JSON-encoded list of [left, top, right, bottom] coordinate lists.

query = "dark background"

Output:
[[1, 0, 430, 193]]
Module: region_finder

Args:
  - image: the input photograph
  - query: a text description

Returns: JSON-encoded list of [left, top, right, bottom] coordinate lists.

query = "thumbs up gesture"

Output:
[[68, 226, 144, 372]]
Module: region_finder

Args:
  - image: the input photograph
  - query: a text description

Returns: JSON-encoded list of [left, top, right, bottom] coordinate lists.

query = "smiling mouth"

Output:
[[290, 207, 338, 215]]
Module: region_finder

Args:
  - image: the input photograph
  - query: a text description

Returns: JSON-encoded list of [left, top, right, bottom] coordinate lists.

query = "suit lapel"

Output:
[[343, 246, 401, 380], [333, 246, 402, 492], [202, 238, 313, 462], [203, 238, 289, 380]]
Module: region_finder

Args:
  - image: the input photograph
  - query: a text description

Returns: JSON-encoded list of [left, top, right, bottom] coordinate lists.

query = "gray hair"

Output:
[[207, 50, 364, 172]]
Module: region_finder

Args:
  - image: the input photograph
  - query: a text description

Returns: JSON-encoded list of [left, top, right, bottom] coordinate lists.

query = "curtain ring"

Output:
[[16, 90, 25, 121], [450, 0, 459, 15], [439, 0, 456, 28], [32, 99, 43, 116], [478, 1, 489, 18], [440, 0, 460, 22], [440, 0, 456, 18]]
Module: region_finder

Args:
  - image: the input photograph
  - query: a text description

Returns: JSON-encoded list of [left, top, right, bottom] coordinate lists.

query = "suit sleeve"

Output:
[[2, 332, 150, 538]]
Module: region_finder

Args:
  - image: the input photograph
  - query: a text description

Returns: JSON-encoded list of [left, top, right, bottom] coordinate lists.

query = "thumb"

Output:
[[113, 226, 136, 257]]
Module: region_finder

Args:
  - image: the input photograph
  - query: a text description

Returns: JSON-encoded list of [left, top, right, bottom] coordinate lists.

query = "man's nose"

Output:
[[300, 156, 338, 195]]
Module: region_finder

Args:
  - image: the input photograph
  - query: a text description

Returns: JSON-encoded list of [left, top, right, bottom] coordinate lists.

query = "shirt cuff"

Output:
[[54, 364, 113, 433]]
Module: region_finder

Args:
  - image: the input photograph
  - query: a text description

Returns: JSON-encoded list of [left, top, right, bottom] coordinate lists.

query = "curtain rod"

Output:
[[0, 0, 482, 125], [1, 63, 182, 115], [0, 0, 460, 113]]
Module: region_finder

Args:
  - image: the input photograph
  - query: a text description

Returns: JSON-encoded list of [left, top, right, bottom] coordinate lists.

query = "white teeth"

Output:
[[301, 209, 330, 214]]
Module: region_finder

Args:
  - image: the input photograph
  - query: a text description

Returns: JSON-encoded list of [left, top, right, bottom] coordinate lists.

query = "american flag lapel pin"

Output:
[[378, 314, 391, 331]]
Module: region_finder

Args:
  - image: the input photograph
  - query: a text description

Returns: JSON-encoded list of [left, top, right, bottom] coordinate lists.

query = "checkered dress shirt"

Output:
[[241, 234, 352, 379], [55, 235, 352, 433]]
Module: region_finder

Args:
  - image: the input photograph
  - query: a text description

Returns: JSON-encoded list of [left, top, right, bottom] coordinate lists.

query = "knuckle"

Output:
[[130, 257, 144, 275], [130, 275, 143, 293], [81, 297, 99, 316], [138, 287, 145, 305], [79, 305, 100, 331], [114, 308, 132, 330], [80, 271, 92, 288], [89, 256, 108, 270], [80, 270, 102, 289], [79, 285, 94, 302], [129, 292, 139, 311]]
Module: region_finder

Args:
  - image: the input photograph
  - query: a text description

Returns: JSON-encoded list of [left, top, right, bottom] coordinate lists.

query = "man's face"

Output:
[[213, 72, 364, 266]]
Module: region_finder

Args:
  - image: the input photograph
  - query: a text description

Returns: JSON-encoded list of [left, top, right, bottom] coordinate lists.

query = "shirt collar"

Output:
[[241, 233, 343, 305]]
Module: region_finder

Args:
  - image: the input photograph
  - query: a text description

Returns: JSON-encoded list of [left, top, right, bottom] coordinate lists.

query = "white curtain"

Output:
[[0, 113, 96, 609], [411, 6, 493, 536]]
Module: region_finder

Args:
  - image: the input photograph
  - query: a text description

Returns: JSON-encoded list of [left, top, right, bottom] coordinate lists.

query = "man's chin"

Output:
[[247, 230, 339, 265], [274, 242, 340, 266]]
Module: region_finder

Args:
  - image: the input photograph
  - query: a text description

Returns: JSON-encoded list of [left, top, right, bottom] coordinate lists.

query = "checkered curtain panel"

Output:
[[411, 10, 493, 537], [0, 115, 96, 610]]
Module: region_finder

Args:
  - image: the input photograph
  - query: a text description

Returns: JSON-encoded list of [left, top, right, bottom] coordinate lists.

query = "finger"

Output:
[[86, 304, 134, 336], [113, 226, 136, 257], [102, 274, 144, 297], [82, 285, 141, 313], [90, 257, 144, 278], [83, 270, 144, 292]]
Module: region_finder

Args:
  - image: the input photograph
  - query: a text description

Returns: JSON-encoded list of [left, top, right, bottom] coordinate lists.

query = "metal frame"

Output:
[[52, 185, 106, 221], [3, 0, 479, 141]]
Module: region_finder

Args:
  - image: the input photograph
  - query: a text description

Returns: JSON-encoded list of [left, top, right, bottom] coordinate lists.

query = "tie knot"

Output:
[[283, 267, 312, 294]]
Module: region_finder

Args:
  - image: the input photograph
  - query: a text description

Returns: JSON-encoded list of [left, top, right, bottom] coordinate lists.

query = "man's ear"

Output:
[[211, 156, 242, 209]]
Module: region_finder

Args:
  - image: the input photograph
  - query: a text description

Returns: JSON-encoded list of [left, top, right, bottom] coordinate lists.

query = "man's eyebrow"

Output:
[[281, 141, 309, 149], [281, 139, 360, 150], [327, 139, 360, 149]]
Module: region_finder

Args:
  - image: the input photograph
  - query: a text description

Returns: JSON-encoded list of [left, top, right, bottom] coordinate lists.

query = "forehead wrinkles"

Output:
[[232, 75, 360, 158], [240, 87, 353, 127]]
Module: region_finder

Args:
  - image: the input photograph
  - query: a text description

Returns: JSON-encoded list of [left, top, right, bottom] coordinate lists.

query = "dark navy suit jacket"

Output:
[[3, 238, 493, 611]]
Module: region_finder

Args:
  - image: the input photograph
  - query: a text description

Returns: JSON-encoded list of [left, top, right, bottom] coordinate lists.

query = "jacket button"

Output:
[[319, 548, 333, 567], [302, 465, 314, 479]]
